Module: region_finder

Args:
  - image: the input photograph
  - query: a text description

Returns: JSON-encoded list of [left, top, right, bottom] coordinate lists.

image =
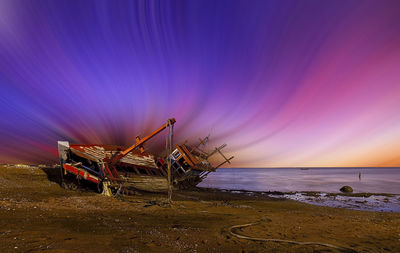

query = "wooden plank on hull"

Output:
[[120, 175, 168, 192], [70, 145, 157, 168]]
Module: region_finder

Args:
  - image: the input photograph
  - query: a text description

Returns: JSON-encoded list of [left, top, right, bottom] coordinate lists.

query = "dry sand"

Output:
[[0, 165, 399, 252]]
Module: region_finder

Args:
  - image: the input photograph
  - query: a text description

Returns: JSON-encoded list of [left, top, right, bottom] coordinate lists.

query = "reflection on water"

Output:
[[199, 168, 400, 194]]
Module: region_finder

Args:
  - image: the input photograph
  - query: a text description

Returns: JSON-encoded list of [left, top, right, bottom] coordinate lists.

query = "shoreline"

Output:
[[199, 186, 398, 197], [198, 187, 400, 212], [1, 165, 400, 252]]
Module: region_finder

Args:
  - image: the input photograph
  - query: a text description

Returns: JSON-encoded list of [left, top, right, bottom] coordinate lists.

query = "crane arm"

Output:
[[109, 118, 176, 164]]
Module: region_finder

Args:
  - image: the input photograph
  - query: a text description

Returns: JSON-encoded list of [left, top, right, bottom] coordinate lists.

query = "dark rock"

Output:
[[340, 186, 353, 193]]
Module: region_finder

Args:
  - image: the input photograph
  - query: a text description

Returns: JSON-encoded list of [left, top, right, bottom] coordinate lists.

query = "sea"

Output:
[[198, 168, 400, 212]]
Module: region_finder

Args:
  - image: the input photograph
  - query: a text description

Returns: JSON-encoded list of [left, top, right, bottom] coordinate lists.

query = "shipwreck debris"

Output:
[[57, 118, 233, 196]]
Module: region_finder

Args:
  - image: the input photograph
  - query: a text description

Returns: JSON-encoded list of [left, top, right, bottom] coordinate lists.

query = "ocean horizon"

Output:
[[199, 167, 400, 194]]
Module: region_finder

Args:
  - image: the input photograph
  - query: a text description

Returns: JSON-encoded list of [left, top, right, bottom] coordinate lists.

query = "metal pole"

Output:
[[166, 119, 173, 204]]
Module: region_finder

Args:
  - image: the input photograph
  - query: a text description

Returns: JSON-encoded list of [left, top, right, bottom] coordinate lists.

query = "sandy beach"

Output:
[[0, 165, 399, 252]]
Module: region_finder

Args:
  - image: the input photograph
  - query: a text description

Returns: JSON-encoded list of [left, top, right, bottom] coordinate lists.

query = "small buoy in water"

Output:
[[340, 186, 353, 193]]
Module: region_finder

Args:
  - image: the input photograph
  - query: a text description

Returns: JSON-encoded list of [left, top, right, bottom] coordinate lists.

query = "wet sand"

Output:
[[0, 165, 399, 252]]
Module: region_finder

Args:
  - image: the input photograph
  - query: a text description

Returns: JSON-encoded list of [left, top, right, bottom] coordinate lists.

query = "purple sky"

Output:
[[0, 0, 399, 167]]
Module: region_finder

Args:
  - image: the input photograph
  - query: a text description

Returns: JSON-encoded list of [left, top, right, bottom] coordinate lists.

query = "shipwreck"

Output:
[[57, 118, 233, 195]]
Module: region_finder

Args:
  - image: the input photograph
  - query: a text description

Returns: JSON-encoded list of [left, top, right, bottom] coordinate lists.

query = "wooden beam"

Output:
[[109, 118, 176, 164]]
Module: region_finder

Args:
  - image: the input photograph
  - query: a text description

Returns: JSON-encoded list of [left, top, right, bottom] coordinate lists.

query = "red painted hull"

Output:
[[63, 164, 100, 184]]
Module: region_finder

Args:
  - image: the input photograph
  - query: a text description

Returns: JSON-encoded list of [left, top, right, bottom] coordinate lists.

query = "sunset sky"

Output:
[[0, 0, 399, 167]]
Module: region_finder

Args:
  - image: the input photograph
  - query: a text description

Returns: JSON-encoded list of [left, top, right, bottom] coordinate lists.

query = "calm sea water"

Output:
[[199, 168, 400, 194]]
